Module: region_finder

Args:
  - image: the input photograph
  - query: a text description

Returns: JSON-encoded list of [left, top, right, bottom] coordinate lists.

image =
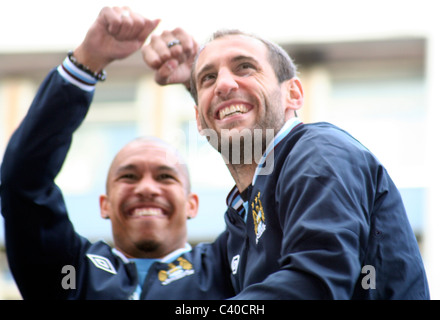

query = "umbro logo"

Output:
[[231, 255, 240, 275], [86, 254, 117, 274]]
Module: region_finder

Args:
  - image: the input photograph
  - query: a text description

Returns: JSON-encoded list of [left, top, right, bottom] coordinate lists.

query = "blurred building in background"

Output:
[[1, 0, 438, 300]]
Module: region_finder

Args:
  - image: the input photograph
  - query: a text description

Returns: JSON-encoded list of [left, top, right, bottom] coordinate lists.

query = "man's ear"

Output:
[[186, 193, 199, 220], [99, 194, 110, 220], [194, 105, 203, 133], [283, 78, 304, 119]]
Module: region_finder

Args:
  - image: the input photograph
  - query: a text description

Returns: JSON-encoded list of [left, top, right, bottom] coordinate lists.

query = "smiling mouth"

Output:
[[218, 104, 250, 120], [129, 207, 164, 218]]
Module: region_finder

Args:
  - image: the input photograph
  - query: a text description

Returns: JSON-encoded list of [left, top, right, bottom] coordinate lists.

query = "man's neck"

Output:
[[224, 117, 303, 192], [117, 242, 190, 260], [226, 162, 258, 193]]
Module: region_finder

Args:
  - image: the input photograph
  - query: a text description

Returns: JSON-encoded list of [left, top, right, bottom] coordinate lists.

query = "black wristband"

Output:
[[67, 51, 107, 81]]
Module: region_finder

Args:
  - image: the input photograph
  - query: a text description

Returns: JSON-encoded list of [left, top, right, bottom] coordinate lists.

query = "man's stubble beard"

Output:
[[199, 89, 285, 166]]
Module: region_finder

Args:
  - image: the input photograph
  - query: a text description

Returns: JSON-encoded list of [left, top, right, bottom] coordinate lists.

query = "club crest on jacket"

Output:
[[158, 257, 195, 285], [252, 191, 266, 244]]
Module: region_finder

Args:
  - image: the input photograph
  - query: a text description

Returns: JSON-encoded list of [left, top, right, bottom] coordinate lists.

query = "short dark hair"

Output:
[[189, 29, 297, 104]]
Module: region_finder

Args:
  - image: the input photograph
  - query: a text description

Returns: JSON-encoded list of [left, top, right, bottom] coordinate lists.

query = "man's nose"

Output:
[[215, 68, 239, 98], [134, 175, 161, 198]]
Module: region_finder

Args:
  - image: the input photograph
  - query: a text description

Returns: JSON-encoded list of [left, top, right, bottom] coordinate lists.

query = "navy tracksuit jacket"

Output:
[[225, 119, 430, 299]]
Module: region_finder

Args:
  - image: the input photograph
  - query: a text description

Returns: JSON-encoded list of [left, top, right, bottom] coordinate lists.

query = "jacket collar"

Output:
[[225, 118, 303, 220]]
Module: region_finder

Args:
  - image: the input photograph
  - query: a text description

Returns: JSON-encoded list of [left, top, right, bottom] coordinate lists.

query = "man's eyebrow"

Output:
[[196, 55, 260, 81], [156, 165, 180, 175], [114, 164, 137, 175], [116, 163, 180, 175], [231, 55, 259, 65], [196, 63, 215, 81]]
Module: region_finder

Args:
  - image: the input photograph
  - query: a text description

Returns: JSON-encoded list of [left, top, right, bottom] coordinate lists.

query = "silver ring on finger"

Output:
[[167, 39, 181, 48]]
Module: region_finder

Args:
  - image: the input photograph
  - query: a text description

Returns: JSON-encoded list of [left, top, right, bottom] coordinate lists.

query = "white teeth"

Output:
[[132, 208, 162, 217], [219, 104, 249, 120]]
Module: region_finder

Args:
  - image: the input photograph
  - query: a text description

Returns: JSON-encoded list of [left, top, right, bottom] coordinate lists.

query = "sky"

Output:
[[1, 0, 436, 52]]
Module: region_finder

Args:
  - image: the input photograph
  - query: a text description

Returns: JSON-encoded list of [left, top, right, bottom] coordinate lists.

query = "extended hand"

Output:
[[73, 6, 160, 72], [142, 28, 198, 89]]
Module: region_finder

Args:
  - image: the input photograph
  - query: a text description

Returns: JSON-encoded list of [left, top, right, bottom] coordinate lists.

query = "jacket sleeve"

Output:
[[232, 131, 374, 299], [0, 68, 94, 299]]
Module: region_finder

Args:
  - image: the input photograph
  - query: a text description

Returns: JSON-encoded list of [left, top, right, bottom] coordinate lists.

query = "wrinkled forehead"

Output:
[[195, 34, 269, 74], [110, 140, 185, 175], [105, 139, 191, 193]]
